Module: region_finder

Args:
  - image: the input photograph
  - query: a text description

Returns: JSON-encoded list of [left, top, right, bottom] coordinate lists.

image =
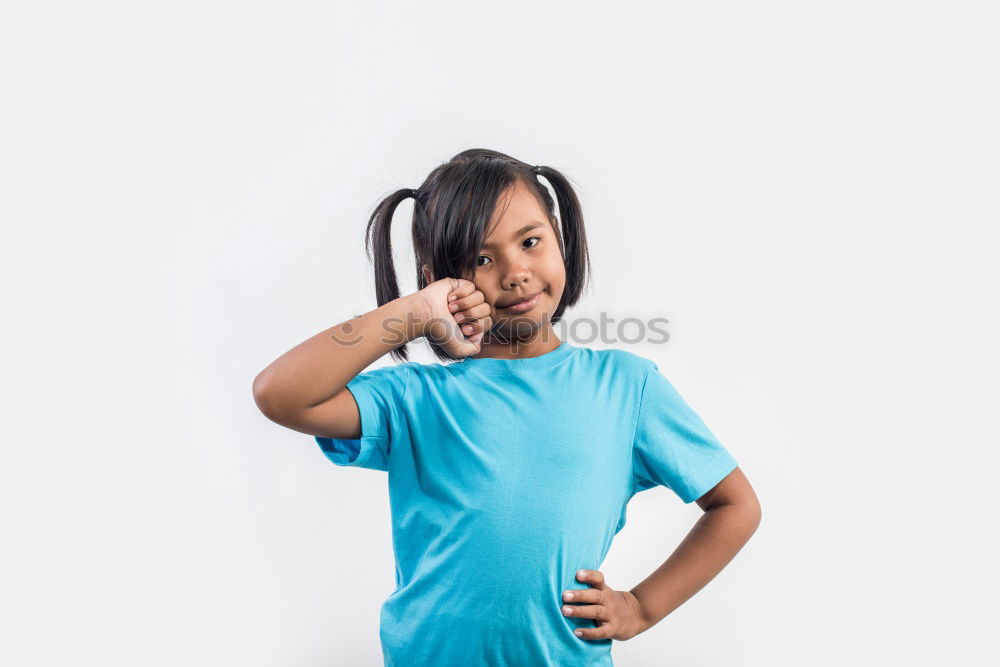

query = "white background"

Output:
[[3, 1, 998, 665]]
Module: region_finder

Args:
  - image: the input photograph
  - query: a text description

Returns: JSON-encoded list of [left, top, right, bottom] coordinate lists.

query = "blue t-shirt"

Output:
[[314, 341, 738, 666]]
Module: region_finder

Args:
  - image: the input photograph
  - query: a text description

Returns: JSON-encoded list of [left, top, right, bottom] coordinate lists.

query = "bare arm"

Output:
[[251, 294, 430, 439], [251, 277, 492, 440], [629, 466, 762, 634]]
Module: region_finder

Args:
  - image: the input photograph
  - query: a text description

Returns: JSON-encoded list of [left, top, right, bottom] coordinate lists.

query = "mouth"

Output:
[[498, 291, 542, 314]]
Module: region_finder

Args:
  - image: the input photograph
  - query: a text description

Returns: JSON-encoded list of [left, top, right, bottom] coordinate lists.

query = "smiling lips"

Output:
[[500, 291, 542, 314]]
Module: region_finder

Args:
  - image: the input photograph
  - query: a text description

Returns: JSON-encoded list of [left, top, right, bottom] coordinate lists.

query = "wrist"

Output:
[[397, 293, 432, 341], [628, 589, 654, 636]]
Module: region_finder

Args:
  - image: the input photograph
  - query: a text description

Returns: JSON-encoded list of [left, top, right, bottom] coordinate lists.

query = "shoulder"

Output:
[[352, 359, 465, 402], [398, 358, 469, 387], [357, 360, 414, 381], [347, 360, 416, 398], [592, 346, 657, 371], [570, 345, 658, 382]]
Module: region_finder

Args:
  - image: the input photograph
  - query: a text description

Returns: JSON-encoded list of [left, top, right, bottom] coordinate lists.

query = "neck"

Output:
[[469, 324, 562, 360]]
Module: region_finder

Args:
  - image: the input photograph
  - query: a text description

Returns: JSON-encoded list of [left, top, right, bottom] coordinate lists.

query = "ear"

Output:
[[421, 263, 435, 285]]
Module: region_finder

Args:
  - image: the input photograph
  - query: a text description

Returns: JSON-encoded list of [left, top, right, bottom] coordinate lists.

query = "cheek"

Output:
[[544, 254, 567, 284]]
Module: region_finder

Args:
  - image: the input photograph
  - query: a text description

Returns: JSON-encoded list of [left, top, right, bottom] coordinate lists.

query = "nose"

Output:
[[502, 266, 530, 290]]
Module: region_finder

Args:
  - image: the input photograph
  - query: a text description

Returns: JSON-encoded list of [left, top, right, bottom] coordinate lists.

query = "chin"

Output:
[[492, 304, 552, 337]]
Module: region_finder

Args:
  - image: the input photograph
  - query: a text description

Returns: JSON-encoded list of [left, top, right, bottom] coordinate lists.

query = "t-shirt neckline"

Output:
[[457, 341, 575, 373]]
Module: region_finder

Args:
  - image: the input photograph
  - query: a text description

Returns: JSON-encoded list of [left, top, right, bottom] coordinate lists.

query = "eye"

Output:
[[475, 237, 541, 268]]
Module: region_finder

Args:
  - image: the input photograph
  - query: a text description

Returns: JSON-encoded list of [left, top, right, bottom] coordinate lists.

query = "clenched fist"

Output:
[[413, 278, 493, 359]]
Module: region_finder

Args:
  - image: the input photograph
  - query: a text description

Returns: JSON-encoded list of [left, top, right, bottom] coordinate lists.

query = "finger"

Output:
[[456, 328, 484, 355], [472, 316, 493, 337], [458, 318, 486, 338], [447, 279, 478, 302], [447, 290, 485, 312], [457, 310, 492, 331], [572, 623, 613, 641], [562, 603, 608, 622], [577, 569, 608, 590], [562, 588, 600, 604], [453, 303, 491, 323], [466, 329, 484, 346]]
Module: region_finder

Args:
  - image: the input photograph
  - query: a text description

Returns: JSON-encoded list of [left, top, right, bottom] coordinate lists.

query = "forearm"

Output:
[[252, 294, 427, 416], [629, 502, 760, 634]]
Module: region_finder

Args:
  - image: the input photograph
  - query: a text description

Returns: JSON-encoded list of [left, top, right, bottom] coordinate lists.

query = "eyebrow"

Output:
[[480, 222, 545, 250]]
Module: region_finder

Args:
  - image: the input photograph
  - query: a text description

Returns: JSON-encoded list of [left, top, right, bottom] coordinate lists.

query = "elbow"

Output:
[[746, 498, 763, 536], [252, 372, 286, 422]]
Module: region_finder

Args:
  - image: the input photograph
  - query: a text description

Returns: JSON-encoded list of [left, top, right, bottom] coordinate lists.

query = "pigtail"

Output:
[[532, 165, 593, 314], [364, 188, 417, 363]]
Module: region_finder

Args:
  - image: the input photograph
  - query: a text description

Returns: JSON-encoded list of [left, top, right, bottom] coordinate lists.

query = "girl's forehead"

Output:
[[485, 185, 549, 238]]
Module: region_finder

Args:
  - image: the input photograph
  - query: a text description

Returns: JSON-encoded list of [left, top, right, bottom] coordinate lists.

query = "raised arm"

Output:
[[251, 294, 428, 439], [251, 277, 491, 439]]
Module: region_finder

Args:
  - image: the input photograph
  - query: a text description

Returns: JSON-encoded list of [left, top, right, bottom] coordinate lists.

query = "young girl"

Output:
[[253, 148, 761, 666]]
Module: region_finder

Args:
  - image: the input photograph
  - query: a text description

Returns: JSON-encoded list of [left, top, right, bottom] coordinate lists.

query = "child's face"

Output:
[[421, 179, 566, 340], [468, 179, 566, 336]]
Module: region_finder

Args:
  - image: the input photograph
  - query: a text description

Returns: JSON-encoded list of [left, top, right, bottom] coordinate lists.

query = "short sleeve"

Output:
[[630, 362, 738, 503], [314, 362, 410, 471]]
